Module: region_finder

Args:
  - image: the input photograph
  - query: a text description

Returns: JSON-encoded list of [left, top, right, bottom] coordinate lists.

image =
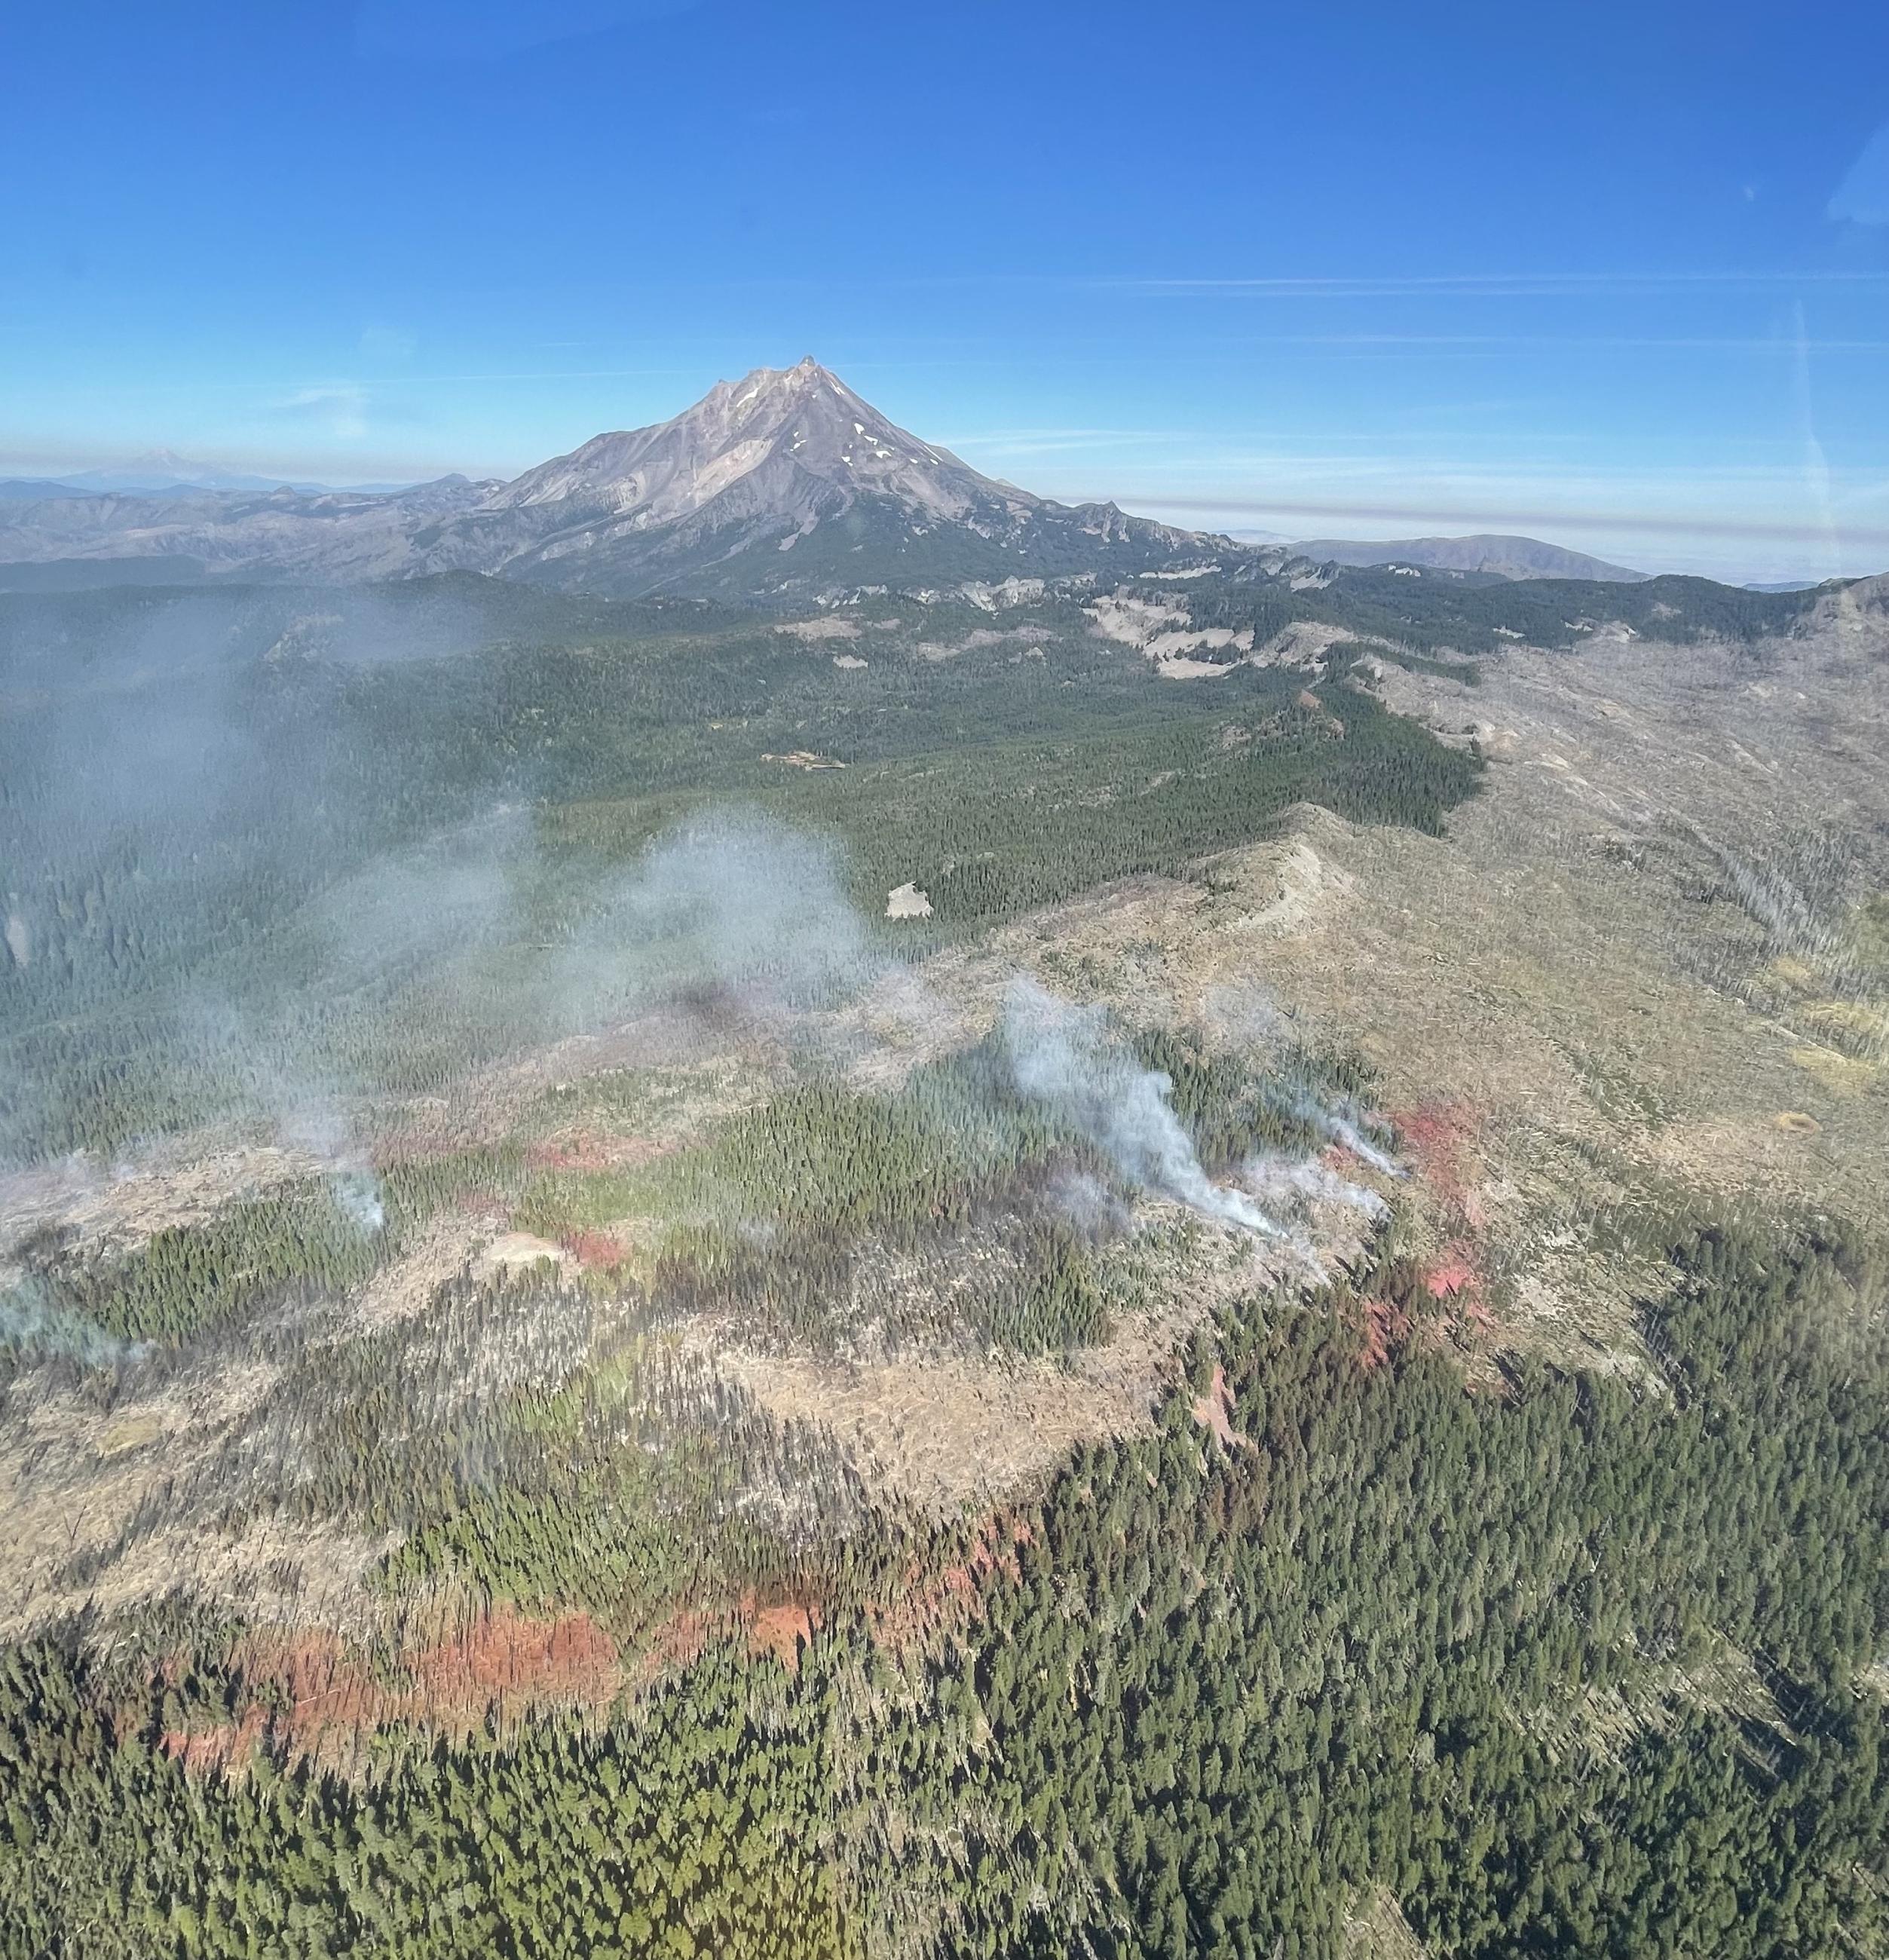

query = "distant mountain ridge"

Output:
[[0, 361, 1231, 599], [0, 451, 422, 498], [55, 449, 298, 494], [0, 479, 93, 503], [1289, 533, 1648, 583]]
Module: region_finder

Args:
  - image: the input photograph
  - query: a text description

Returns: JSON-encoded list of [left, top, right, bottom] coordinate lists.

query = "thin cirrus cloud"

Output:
[[1104, 492, 1889, 550], [1179, 333, 1889, 353], [935, 428, 1197, 458], [269, 385, 372, 441], [1829, 123, 1889, 225], [354, 0, 698, 60], [1096, 271, 1889, 298]]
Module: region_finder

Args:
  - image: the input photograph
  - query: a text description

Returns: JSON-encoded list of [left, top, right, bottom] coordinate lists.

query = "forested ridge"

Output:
[[0, 577, 1477, 1162], [2, 555, 1808, 1162]]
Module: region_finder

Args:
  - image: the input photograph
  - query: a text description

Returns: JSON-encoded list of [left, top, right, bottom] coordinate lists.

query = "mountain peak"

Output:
[[489, 359, 1030, 530], [701, 355, 847, 415], [0, 362, 1231, 599]]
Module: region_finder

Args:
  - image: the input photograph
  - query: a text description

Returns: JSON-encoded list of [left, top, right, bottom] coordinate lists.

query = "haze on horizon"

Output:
[[3, 0, 1887, 583]]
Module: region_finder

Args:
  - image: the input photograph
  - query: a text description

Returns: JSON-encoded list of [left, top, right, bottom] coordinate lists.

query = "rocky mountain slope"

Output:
[[0, 361, 1238, 600], [498, 357, 1000, 525]]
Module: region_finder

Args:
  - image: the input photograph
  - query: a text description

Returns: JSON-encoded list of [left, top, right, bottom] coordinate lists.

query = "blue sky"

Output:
[[3, 0, 1887, 578]]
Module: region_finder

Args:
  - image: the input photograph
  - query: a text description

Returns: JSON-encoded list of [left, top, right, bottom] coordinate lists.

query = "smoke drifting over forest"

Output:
[[17, 737, 1403, 1118], [1000, 978, 1286, 1237], [0, 1274, 143, 1369], [1, 778, 1401, 1363], [0, 568, 1407, 1374]]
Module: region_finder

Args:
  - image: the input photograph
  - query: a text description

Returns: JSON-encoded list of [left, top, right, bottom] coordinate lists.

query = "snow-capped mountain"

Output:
[[0, 362, 1238, 598]]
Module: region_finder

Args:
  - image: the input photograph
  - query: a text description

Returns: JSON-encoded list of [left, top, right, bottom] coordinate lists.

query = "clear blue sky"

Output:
[[3, 0, 1887, 578]]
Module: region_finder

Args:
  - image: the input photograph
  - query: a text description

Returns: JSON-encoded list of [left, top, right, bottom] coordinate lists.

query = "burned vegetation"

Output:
[[2, 569, 1885, 1959]]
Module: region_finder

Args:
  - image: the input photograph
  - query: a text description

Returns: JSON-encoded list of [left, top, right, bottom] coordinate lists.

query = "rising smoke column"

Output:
[[601, 809, 876, 1005], [1203, 982, 1403, 1179], [1272, 1087, 1404, 1178], [1000, 978, 1283, 1236], [0, 1275, 148, 1367]]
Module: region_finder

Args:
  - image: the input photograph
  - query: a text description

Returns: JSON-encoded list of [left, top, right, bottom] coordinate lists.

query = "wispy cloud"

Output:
[[1098, 270, 1889, 298], [935, 427, 1198, 457], [1828, 121, 1889, 226], [1105, 490, 1889, 550], [270, 384, 371, 439], [33, 330, 1889, 411], [1177, 333, 1889, 353]]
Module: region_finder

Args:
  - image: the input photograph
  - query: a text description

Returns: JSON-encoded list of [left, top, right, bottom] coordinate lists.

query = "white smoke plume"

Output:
[[1000, 978, 1284, 1237], [1043, 1168, 1136, 1242], [331, 1168, 387, 1235], [1205, 982, 1402, 1176], [578, 808, 877, 1009], [0, 1273, 147, 1367], [1268, 1086, 1403, 1178], [1240, 1153, 1388, 1219]]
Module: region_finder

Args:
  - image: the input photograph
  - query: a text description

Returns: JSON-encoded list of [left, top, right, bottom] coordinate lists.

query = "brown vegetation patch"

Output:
[[408, 1605, 619, 1712], [162, 1706, 269, 1778], [559, 1227, 632, 1269], [868, 1514, 1030, 1651], [627, 1590, 815, 1680], [1190, 1364, 1251, 1450], [1355, 1298, 1412, 1374], [526, 1129, 672, 1173], [632, 1606, 715, 1685], [165, 1608, 626, 1770], [745, 1597, 816, 1669], [1390, 1100, 1483, 1208], [1425, 1240, 1496, 1337]]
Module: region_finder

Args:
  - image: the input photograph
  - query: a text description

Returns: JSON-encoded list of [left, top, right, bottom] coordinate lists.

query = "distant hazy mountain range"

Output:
[[0, 479, 95, 502], [0, 361, 1212, 600], [1, 450, 415, 497], [1284, 534, 1648, 583]]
